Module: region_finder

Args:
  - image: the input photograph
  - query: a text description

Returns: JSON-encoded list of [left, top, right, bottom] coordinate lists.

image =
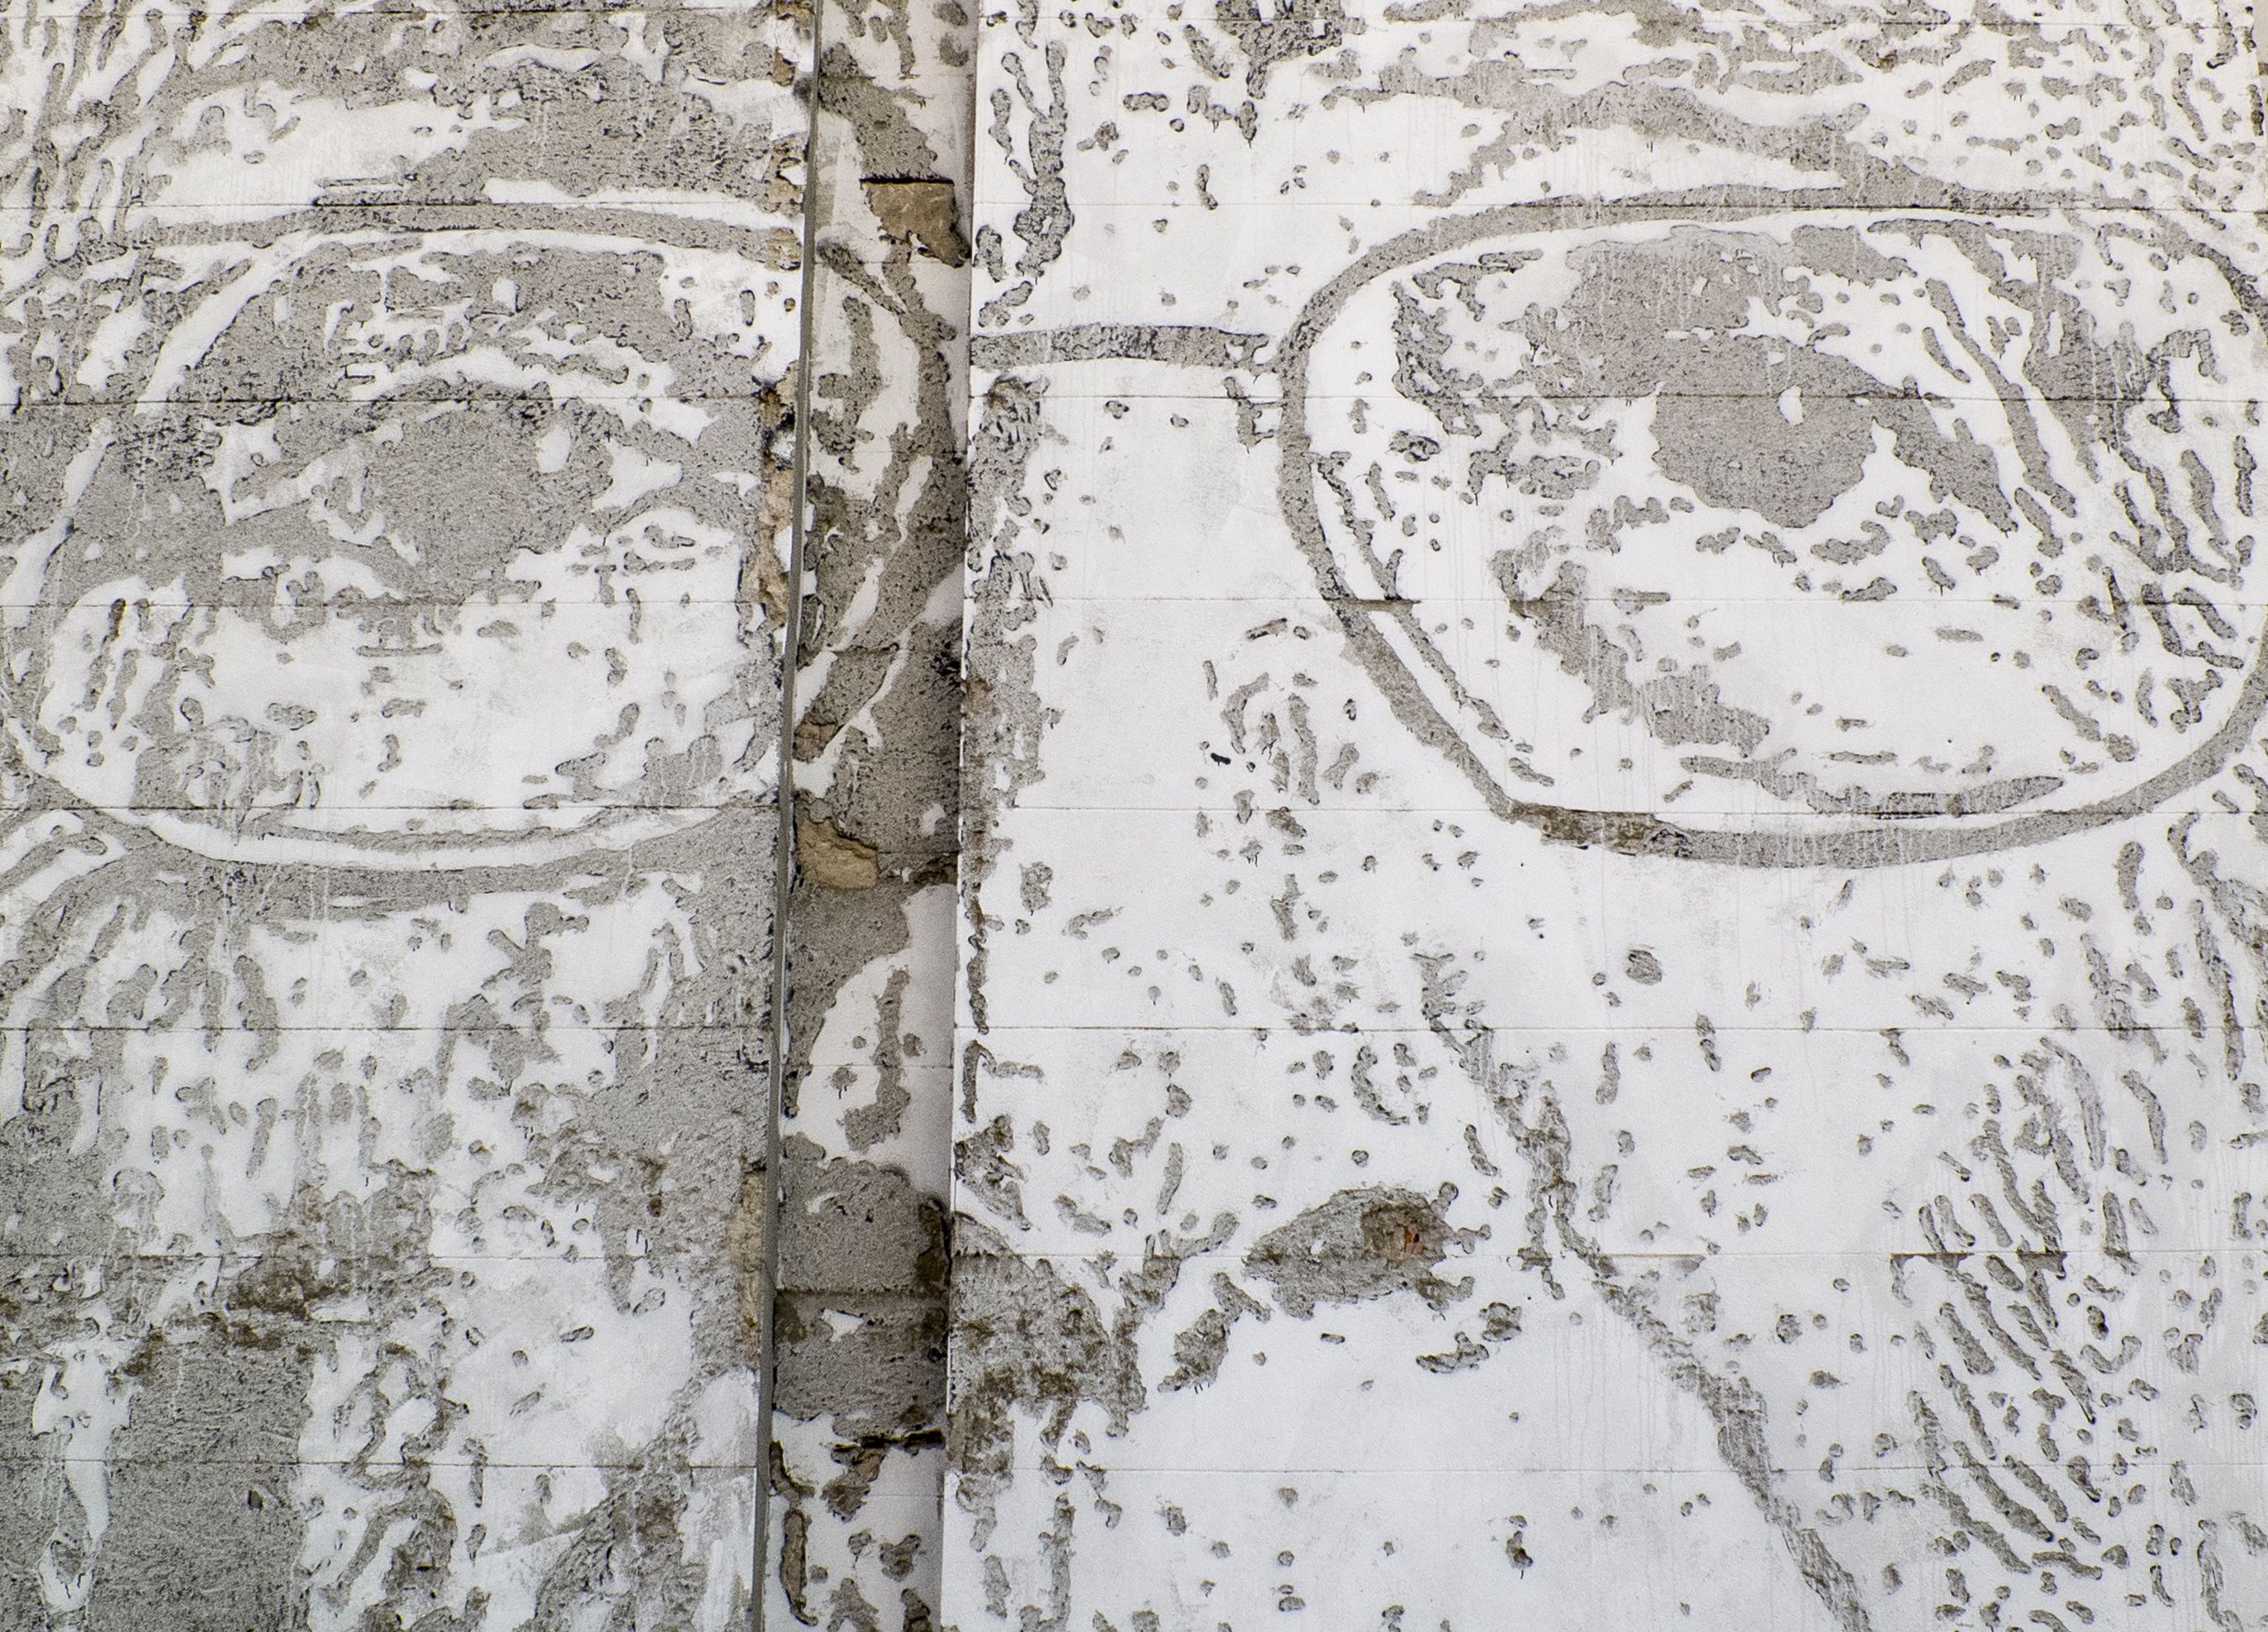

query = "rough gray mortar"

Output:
[[947, 1211, 1235, 1554], [1242, 1184, 1477, 1319], [83, 1327, 316, 1630], [954, 376, 1052, 1041], [773, 1138, 949, 1438], [972, 9, 1071, 330]]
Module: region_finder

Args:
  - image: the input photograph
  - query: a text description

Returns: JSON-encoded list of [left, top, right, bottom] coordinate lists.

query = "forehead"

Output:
[[8, 5, 805, 372]]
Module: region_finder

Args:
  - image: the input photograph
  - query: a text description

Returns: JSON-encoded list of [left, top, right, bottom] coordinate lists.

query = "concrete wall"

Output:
[[3, 1, 2266, 1630]]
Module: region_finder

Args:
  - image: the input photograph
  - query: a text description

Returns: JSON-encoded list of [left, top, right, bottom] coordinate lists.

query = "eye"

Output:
[[1, 225, 789, 864], [143, 240, 778, 611], [1296, 208, 2268, 845], [227, 401, 626, 601]]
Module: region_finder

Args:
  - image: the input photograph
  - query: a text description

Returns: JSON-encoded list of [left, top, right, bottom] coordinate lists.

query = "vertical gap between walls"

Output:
[[752, 1, 825, 1623]]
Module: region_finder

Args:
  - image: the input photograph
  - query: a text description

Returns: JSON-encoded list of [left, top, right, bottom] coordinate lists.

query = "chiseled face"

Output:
[[0, 7, 804, 867], [1305, 207, 2266, 828]]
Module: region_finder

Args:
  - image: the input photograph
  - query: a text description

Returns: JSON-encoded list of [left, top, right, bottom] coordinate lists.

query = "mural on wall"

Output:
[[953, 2, 2268, 1628], [3, 0, 2266, 1627]]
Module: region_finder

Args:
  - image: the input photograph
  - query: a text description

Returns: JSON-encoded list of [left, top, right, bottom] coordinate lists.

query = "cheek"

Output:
[[332, 593, 764, 823]]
